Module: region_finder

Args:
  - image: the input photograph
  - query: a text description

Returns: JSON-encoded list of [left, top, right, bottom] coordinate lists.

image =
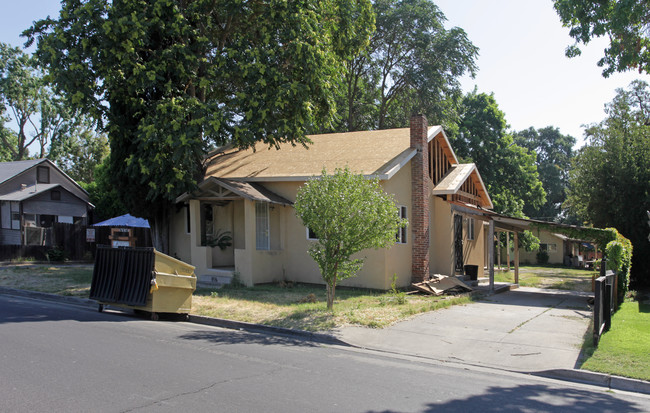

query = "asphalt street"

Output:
[[1, 293, 649, 413]]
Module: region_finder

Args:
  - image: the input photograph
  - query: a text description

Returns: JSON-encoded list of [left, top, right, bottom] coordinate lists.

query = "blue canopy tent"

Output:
[[93, 214, 150, 228], [92, 214, 151, 247]]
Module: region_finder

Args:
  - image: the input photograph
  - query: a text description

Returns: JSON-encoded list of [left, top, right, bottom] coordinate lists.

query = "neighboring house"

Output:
[[170, 115, 494, 289], [0, 159, 93, 246], [518, 228, 600, 267]]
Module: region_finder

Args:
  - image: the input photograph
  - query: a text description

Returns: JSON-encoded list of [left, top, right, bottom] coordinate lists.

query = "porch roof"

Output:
[[176, 177, 292, 205], [0, 183, 61, 201]]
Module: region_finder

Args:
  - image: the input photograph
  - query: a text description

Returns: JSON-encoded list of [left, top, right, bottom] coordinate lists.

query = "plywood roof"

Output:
[[204, 127, 434, 180], [432, 163, 493, 209]]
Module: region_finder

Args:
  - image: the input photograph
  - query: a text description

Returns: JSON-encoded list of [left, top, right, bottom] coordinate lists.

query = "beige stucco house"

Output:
[[170, 115, 494, 289]]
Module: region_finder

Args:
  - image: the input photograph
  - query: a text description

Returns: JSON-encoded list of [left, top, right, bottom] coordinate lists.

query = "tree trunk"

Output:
[[326, 280, 336, 310], [150, 206, 171, 254]]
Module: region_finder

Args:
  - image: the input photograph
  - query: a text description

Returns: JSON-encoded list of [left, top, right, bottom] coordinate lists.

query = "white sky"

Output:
[[2, 0, 649, 148], [435, 0, 649, 146]]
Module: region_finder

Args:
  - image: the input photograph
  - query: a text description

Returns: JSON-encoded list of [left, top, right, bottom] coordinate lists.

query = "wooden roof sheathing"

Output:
[[432, 164, 493, 209], [204, 127, 435, 180]]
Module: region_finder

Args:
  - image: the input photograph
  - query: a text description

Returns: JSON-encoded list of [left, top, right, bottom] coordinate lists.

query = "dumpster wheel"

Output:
[[98, 304, 104, 313], [151, 312, 159, 321]]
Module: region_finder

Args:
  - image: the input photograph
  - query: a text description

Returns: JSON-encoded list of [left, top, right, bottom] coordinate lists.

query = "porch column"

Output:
[[506, 231, 511, 272], [514, 231, 519, 284], [497, 231, 501, 270], [489, 219, 495, 292]]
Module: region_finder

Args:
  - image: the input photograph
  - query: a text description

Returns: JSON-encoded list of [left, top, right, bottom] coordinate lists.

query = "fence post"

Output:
[[604, 276, 612, 332]]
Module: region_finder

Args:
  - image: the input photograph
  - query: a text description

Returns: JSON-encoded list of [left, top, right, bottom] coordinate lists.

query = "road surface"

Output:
[[1, 294, 648, 412]]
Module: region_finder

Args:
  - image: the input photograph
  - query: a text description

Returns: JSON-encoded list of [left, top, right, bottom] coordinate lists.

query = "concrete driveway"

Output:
[[334, 287, 593, 373]]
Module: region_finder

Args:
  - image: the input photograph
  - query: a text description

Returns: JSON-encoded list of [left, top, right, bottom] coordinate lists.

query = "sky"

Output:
[[1, 0, 649, 148]]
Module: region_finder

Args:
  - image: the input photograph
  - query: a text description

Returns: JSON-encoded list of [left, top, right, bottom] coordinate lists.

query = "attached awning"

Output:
[[176, 177, 292, 206]]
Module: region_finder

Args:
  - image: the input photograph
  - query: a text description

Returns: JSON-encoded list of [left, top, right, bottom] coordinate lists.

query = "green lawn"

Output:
[[580, 294, 650, 381], [494, 265, 595, 292]]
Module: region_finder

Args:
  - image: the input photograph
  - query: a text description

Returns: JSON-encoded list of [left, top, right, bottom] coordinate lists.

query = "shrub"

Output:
[[536, 249, 549, 265]]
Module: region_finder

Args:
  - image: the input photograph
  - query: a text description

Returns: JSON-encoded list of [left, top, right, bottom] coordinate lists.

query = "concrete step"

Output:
[[196, 269, 235, 288]]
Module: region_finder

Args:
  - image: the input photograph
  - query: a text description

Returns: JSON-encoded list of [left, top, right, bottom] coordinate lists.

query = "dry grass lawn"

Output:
[[0, 264, 93, 297]]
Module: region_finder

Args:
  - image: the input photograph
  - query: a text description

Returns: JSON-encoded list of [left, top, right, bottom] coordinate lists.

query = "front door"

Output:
[[454, 214, 463, 273]]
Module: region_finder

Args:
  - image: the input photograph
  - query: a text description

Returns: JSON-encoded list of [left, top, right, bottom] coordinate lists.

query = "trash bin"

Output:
[[90, 245, 196, 320], [464, 264, 479, 281]]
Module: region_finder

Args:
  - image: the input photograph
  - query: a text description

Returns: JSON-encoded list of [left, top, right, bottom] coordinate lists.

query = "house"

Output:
[[0, 159, 93, 246], [517, 228, 600, 267], [170, 115, 494, 289]]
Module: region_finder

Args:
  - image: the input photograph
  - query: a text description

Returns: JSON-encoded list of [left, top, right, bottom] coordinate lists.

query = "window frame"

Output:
[[467, 217, 475, 241], [255, 201, 270, 250], [37, 166, 50, 184], [396, 205, 407, 244]]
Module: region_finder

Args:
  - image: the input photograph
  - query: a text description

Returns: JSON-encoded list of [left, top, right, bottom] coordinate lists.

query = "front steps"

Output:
[[196, 267, 235, 288]]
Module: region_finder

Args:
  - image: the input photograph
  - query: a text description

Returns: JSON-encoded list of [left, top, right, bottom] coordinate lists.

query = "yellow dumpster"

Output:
[[90, 246, 196, 320]]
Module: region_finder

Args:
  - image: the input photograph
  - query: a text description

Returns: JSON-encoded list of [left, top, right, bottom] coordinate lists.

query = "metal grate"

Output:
[[90, 246, 155, 306]]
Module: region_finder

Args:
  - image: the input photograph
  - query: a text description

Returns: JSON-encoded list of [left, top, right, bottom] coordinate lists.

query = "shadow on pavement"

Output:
[[480, 289, 592, 310], [370, 383, 646, 412], [177, 329, 320, 348]]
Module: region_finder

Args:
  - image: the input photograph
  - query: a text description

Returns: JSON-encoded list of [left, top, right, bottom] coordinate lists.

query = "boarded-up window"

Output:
[[255, 202, 270, 250]]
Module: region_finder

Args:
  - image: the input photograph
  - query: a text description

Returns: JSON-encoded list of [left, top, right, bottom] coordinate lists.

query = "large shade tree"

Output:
[[515, 126, 575, 222], [554, 0, 650, 76], [565, 80, 650, 288], [0, 43, 69, 160], [452, 90, 545, 218], [27, 0, 374, 251], [335, 0, 478, 132]]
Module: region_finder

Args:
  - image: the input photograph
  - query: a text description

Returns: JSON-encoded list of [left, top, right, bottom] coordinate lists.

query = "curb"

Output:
[[0, 287, 347, 346], [536, 369, 650, 395], [0, 286, 96, 308], [188, 315, 349, 346]]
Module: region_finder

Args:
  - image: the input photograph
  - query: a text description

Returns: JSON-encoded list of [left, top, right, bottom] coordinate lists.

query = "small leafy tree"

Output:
[[294, 168, 407, 310]]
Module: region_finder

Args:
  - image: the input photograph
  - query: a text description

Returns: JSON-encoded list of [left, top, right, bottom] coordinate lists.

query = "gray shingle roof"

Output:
[[0, 159, 46, 185]]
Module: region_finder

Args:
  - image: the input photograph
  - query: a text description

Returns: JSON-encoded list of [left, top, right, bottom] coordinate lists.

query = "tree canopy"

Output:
[[554, 0, 650, 76], [0, 43, 68, 160], [452, 90, 545, 218], [515, 126, 575, 222], [565, 80, 650, 288], [27, 0, 374, 251], [334, 0, 477, 132], [294, 168, 406, 309]]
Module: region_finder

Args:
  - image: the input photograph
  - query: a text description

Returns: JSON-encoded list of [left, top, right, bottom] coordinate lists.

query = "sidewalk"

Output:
[[334, 287, 593, 373]]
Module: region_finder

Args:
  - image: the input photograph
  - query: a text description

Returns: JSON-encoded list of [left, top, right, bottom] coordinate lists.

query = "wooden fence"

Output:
[[0, 223, 152, 262], [593, 261, 617, 345]]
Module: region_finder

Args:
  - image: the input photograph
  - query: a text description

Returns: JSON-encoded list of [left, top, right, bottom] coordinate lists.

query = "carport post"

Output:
[[489, 219, 495, 292], [514, 231, 519, 284]]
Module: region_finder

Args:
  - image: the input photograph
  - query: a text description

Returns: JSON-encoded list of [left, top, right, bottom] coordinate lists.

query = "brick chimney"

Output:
[[410, 114, 430, 283]]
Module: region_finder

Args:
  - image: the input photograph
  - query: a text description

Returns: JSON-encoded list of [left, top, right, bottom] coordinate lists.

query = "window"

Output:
[[467, 217, 475, 241], [185, 204, 191, 234], [37, 166, 50, 183], [10, 202, 19, 230], [51, 190, 61, 201], [255, 201, 270, 250], [396, 205, 407, 244], [306, 227, 318, 240], [57, 216, 73, 224], [540, 243, 557, 253]]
